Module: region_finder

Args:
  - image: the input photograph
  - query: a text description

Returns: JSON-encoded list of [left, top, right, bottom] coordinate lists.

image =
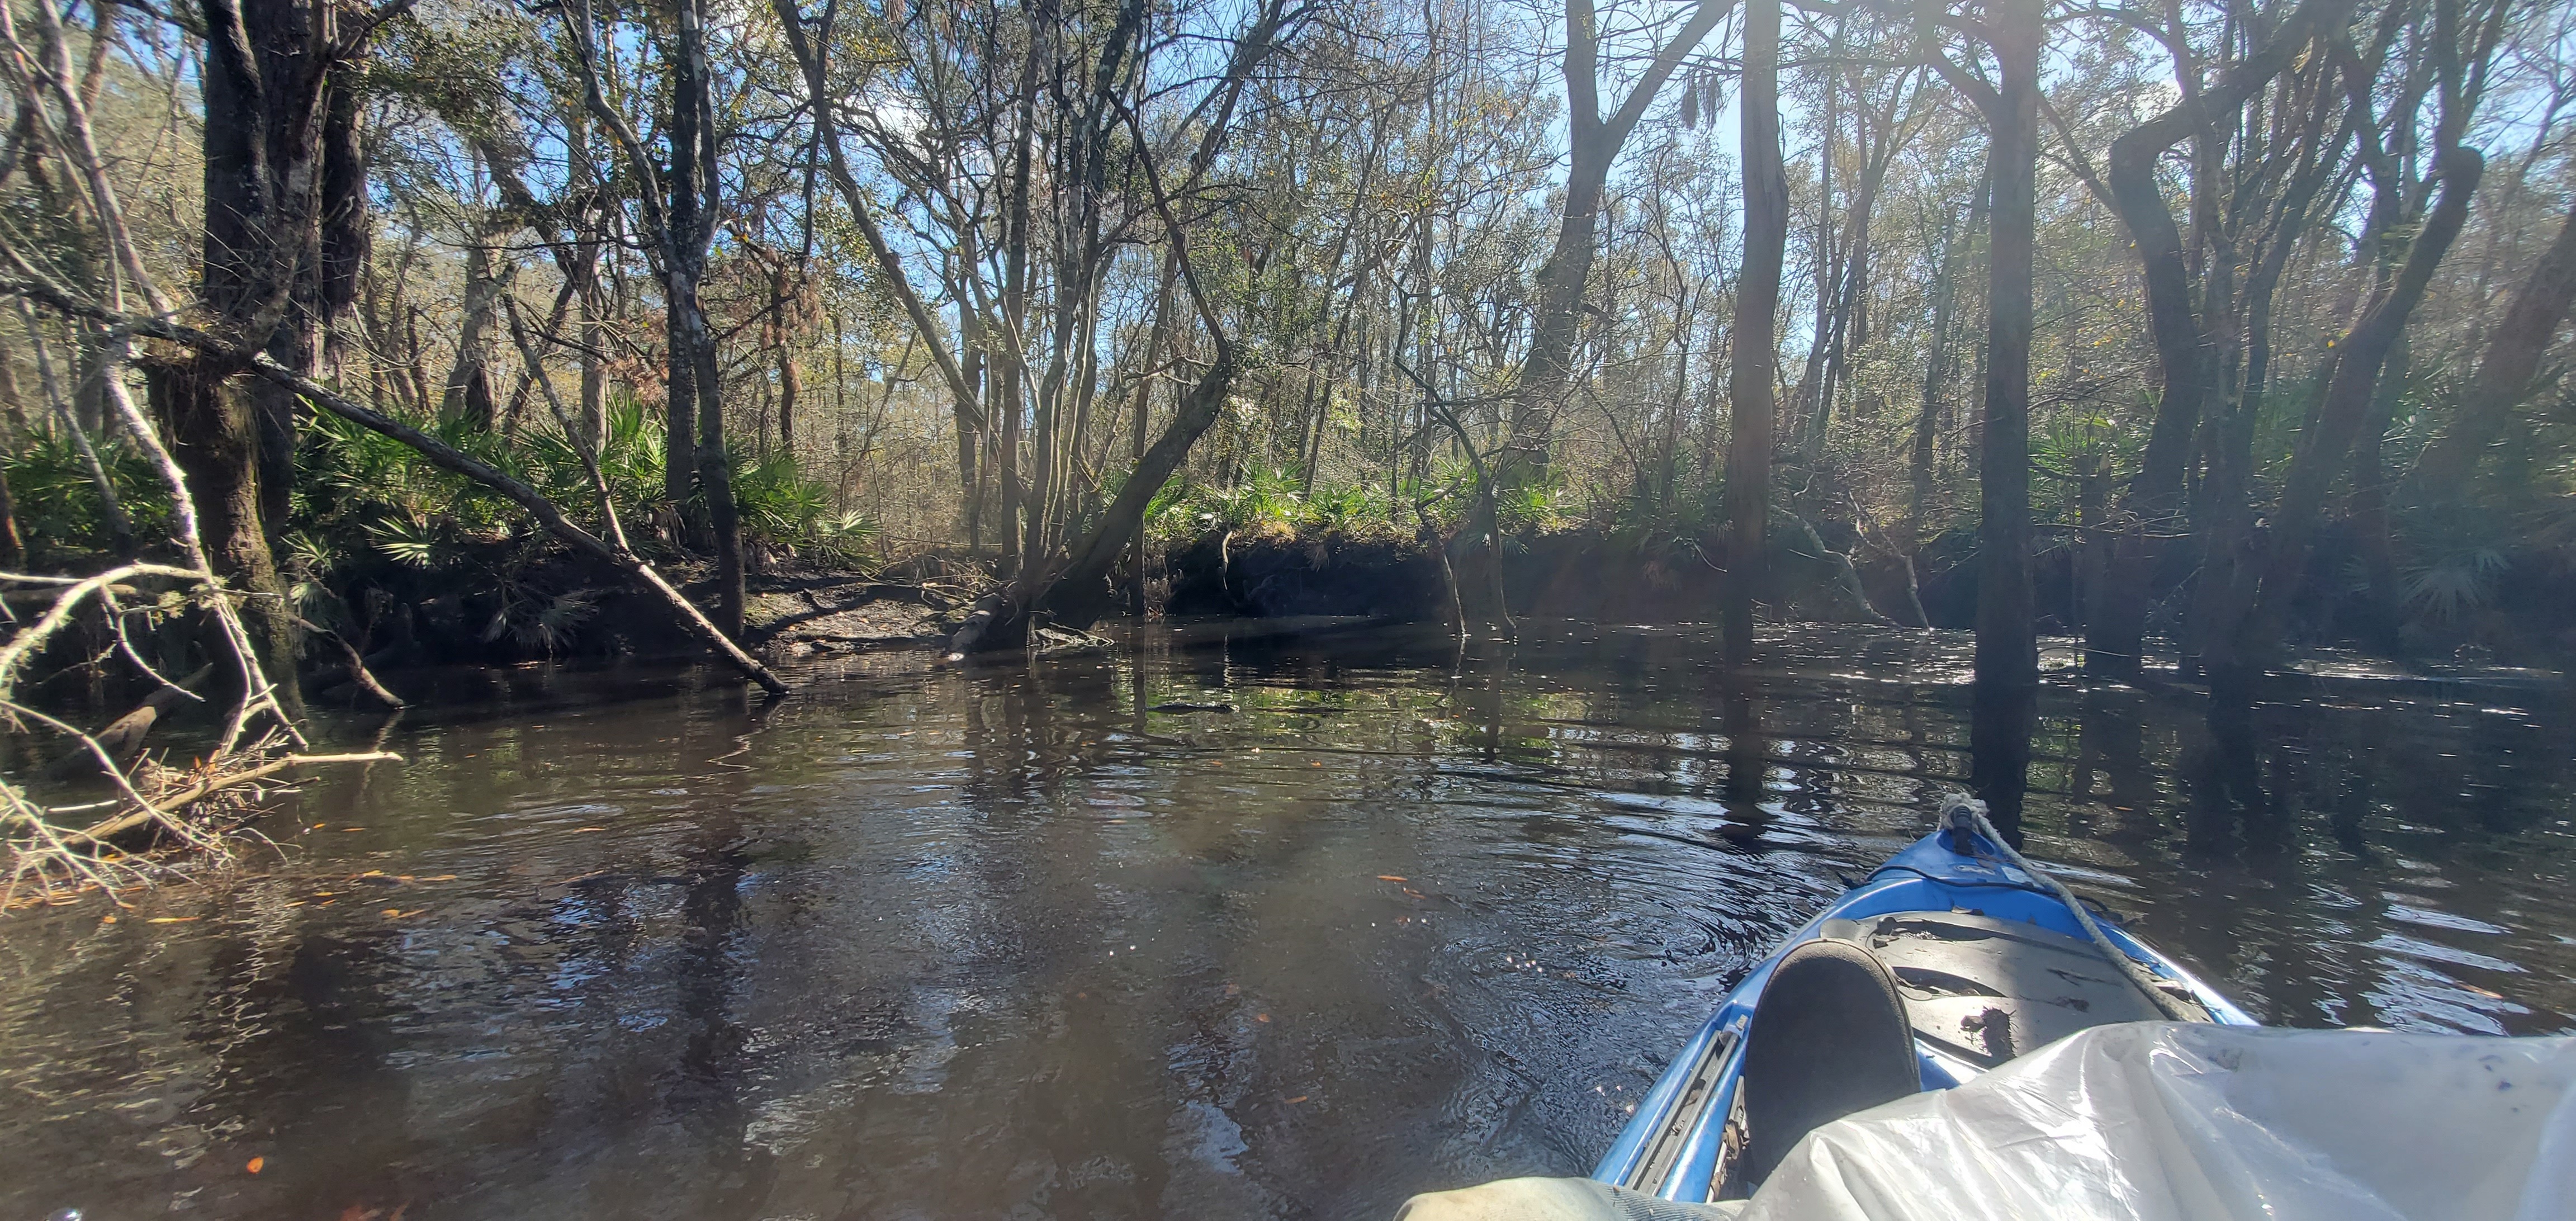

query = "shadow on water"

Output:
[[2, 619, 2571, 1219]]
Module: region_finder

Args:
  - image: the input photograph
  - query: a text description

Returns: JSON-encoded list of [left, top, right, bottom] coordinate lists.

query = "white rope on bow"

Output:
[[1941, 793, 2201, 1023]]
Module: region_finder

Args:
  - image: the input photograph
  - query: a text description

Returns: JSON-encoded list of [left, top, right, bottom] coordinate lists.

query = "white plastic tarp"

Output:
[[1741, 1021, 2576, 1221]]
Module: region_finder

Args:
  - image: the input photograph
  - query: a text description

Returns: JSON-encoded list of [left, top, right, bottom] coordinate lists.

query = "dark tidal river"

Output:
[[4, 619, 2572, 1220]]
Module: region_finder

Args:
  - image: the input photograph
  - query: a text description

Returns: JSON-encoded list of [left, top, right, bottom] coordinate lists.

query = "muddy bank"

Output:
[[1158, 521, 2576, 670], [290, 559, 972, 708], [1163, 532, 1445, 618], [1162, 525, 1897, 625]]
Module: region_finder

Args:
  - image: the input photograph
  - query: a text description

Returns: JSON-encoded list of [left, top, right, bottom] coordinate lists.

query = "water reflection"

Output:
[[1, 621, 2570, 1220]]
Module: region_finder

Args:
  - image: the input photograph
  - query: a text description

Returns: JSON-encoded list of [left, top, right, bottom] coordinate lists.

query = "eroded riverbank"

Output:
[[3, 619, 2570, 1219]]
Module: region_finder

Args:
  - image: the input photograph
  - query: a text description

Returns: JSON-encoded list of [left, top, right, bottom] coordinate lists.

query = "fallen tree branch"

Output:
[[287, 614, 405, 708]]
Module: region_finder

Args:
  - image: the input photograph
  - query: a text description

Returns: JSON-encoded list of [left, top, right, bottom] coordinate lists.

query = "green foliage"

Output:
[[1494, 474, 1571, 534], [731, 449, 877, 565], [291, 394, 870, 596], [0, 428, 170, 560], [1146, 467, 1401, 543], [1308, 482, 1392, 533], [732, 452, 834, 543], [1594, 449, 1726, 553], [484, 583, 599, 655], [361, 511, 445, 569]]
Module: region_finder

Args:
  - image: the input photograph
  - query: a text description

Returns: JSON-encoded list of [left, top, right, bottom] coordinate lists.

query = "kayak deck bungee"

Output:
[[1593, 801, 2255, 1204]]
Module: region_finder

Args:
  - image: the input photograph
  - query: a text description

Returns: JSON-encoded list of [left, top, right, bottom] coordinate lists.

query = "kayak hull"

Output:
[[1592, 827, 2254, 1203]]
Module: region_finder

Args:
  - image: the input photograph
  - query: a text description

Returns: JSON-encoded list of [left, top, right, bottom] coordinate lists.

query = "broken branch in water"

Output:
[[60, 751, 403, 846], [3, 739, 403, 907]]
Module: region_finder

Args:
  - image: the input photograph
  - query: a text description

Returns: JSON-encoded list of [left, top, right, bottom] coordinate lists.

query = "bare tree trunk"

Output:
[[1904, 206, 1963, 628], [579, 282, 605, 450], [403, 306, 434, 414], [148, 361, 297, 707], [0, 440, 18, 564], [672, 0, 742, 632], [662, 313, 698, 532], [1725, 0, 1784, 669], [2181, 74, 2344, 676], [958, 280, 986, 552], [1967, 0, 2041, 831], [1815, 76, 1911, 445], [1797, 33, 1838, 461], [159, 0, 382, 716], [1129, 247, 1178, 612], [499, 280, 572, 440], [996, 49, 1039, 579], [442, 215, 509, 429], [776, 338, 799, 457], [2344, 335, 2408, 653]]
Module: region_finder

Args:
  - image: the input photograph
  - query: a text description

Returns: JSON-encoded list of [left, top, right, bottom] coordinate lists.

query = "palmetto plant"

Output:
[[0, 428, 168, 559], [484, 582, 600, 655], [731, 452, 834, 544], [2401, 546, 2509, 624]]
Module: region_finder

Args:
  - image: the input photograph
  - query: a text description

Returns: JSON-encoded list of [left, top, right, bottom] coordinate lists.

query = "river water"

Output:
[[4, 619, 2572, 1220]]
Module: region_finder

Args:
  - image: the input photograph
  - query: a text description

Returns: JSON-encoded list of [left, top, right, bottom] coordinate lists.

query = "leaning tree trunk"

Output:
[[2407, 197, 2576, 493], [1034, 349, 1239, 632]]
